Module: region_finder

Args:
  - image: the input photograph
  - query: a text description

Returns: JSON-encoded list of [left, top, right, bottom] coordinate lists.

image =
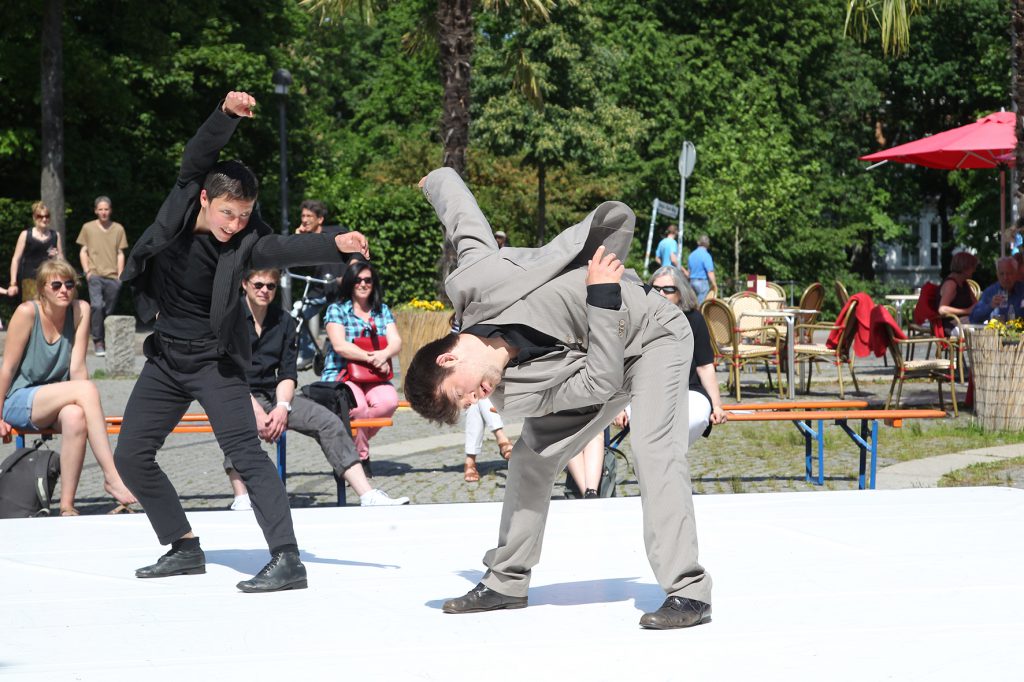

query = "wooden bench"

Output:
[[721, 401, 947, 489], [5, 413, 393, 485]]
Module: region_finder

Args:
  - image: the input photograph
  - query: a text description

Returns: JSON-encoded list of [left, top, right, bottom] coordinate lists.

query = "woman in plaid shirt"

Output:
[[323, 260, 401, 472]]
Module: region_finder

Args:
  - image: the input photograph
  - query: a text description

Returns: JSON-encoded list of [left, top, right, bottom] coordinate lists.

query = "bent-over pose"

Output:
[[405, 168, 712, 629]]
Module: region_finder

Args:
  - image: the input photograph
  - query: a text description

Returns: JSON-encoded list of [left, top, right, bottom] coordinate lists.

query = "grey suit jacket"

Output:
[[422, 168, 683, 422]]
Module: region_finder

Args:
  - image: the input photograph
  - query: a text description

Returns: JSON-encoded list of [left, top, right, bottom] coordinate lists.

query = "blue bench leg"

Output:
[[869, 420, 879, 489], [15, 434, 25, 449], [276, 431, 287, 482], [816, 420, 824, 485]]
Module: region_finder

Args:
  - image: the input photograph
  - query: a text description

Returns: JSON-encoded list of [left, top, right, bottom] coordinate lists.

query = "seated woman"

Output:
[[649, 266, 727, 443], [937, 251, 979, 334], [322, 259, 401, 474], [0, 259, 136, 515]]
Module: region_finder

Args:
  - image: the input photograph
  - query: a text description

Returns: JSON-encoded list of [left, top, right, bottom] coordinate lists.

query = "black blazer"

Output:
[[122, 104, 350, 371]]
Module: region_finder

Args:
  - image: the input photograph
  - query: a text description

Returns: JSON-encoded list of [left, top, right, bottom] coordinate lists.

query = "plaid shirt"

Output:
[[321, 300, 395, 382]]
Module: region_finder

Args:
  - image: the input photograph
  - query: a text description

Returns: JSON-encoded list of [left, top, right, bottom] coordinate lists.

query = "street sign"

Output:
[[655, 200, 679, 218], [678, 141, 696, 179]]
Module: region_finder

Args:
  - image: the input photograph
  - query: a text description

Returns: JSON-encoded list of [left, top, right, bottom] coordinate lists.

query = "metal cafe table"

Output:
[[740, 308, 819, 400]]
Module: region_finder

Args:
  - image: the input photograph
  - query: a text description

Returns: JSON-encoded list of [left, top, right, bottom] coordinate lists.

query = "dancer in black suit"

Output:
[[115, 91, 369, 592]]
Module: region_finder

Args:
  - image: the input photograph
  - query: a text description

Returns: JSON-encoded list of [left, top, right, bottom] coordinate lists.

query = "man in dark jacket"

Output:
[[115, 91, 369, 592]]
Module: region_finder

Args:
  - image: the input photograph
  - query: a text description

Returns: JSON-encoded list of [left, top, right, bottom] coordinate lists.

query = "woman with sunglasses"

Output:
[[322, 259, 401, 474], [8, 201, 64, 301], [649, 266, 727, 443], [0, 258, 136, 515]]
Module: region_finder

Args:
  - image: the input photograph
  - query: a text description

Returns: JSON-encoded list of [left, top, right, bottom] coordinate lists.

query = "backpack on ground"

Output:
[[0, 442, 60, 518]]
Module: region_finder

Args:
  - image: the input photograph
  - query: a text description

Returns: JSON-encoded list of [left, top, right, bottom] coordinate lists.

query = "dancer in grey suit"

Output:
[[405, 168, 712, 629]]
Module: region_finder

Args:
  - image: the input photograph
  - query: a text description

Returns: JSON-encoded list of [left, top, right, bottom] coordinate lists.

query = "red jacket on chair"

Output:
[[869, 304, 907, 357], [826, 292, 874, 357], [911, 282, 945, 338]]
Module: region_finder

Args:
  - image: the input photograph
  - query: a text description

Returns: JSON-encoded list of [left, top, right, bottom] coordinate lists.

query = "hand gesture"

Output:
[[222, 91, 256, 118], [710, 406, 728, 425], [264, 406, 289, 442], [335, 231, 370, 260], [586, 245, 624, 286], [612, 409, 630, 430]]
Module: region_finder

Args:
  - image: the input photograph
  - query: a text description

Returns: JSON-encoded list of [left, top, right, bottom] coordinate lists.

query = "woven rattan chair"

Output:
[[881, 323, 958, 417], [967, 278, 981, 301], [728, 291, 769, 342], [762, 282, 786, 310], [792, 298, 861, 399], [793, 282, 825, 342], [701, 298, 784, 401], [834, 280, 850, 306]]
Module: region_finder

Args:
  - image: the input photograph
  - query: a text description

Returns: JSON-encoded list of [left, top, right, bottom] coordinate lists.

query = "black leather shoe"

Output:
[[639, 596, 711, 629], [135, 547, 206, 578], [442, 582, 527, 614], [584, 488, 599, 499], [236, 550, 308, 593]]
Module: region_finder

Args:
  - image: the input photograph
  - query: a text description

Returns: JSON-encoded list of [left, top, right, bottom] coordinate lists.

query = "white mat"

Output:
[[2, 487, 1022, 681]]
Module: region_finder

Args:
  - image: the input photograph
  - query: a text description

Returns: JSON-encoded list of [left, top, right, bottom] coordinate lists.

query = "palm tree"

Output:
[[41, 0, 65, 244], [301, 0, 557, 178]]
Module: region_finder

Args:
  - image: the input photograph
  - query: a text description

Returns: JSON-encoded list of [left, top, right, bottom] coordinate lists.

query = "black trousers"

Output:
[[114, 333, 297, 549]]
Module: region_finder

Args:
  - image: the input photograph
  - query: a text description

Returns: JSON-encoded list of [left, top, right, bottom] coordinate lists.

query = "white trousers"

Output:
[[464, 398, 505, 454]]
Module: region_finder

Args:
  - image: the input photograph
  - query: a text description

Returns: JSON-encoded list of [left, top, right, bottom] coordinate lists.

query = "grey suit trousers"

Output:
[[481, 320, 712, 604]]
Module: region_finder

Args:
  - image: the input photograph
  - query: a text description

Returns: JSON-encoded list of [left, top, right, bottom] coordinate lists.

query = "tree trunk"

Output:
[[1012, 0, 1024, 241], [41, 0, 65, 245], [436, 0, 473, 177], [733, 223, 740, 288], [536, 162, 547, 246], [434, 0, 473, 302]]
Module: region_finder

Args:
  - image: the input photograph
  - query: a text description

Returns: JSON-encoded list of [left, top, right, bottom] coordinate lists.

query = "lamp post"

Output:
[[272, 67, 293, 308]]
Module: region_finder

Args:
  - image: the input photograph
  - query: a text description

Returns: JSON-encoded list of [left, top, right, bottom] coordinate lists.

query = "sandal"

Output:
[[108, 503, 136, 515], [464, 459, 480, 483], [60, 507, 80, 517], [497, 439, 513, 461]]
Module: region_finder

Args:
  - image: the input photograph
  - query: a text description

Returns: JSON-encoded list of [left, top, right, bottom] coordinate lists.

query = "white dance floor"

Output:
[[2, 487, 1022, 681]]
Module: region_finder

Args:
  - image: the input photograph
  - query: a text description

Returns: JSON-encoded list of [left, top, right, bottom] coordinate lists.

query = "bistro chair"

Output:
[[701, 297, 784, 402], [967, 278, 982, 301], [792, 298, 861, 399], [876, 307, 958, 417], [761, 282, 786, 310], [794, 282, 825, 342], [727, 291, 769, 343], [834, 280, 850, 306]]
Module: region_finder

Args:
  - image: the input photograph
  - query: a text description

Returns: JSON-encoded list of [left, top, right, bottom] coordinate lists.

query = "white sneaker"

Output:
[[360, 489, 410, 506], [230, 494, 252, 511]]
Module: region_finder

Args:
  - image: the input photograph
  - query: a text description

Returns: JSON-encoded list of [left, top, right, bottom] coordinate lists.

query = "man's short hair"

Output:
[[666, 224, 678, 235], [404, 334, 461, 425], [204, 159, 259, 201], [244, 268, 281, 282], [697, 234, 710, 248], [94, 195, 111, 209], [300, 199, 327, 219]]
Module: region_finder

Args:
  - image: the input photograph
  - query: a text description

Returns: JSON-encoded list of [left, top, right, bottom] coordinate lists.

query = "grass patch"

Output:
[[939, 456, 1024, 488]]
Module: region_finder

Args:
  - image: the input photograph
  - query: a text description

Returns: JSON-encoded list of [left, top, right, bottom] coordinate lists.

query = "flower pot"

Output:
[[967, 329, 1024, 431], [393, 309, 451, 381]]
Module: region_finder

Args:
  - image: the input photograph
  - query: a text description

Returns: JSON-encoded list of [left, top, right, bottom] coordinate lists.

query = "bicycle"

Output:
[[284, 270, 335, 375]]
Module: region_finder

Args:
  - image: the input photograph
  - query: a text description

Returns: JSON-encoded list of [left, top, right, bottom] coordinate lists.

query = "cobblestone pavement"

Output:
[[7, 333, 972, 515]]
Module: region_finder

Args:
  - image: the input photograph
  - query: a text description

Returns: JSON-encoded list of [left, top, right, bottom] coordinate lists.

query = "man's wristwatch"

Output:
[[276, 401, 292, 413]]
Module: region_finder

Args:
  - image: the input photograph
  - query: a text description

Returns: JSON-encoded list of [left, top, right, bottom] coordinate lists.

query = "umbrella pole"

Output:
[[1001, 168, 1007, 257]]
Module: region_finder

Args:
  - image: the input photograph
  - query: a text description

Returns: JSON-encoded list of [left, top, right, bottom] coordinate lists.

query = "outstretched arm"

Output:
[[176, 92, 252, 187], [420, 168, 497, 270]]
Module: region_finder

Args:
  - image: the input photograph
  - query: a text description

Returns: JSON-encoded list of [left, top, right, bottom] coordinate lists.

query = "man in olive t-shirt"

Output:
[[76, 195, 129, 356]]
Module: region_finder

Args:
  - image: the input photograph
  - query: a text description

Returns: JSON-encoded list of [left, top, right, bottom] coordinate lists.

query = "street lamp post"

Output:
[[272, 67, 293, 308]]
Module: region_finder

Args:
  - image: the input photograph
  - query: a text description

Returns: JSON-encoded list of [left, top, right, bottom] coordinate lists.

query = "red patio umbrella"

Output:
[[860, 111, 1017, 254]]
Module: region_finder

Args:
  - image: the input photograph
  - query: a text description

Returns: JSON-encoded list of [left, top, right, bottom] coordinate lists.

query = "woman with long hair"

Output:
[[322, 259, 401, 473], [0, 259, 136, 514], [8, 201, 64, 301]]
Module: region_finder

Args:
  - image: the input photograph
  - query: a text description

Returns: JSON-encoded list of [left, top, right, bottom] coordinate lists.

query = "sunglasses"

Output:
[[35, 213, 51, 220], [652, 285, 679, 294], [49, 280, 76, 291], [250, 281, 277, 291], [355, 276, 373, 285]]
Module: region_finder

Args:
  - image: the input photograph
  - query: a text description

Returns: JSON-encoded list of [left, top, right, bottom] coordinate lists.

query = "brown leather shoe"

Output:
[[442, 582, 527, 614], [639, 596, 711, 629]]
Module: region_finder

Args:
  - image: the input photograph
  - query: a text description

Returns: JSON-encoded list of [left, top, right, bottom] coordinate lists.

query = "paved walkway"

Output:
[[2, 330, 1014, 515]]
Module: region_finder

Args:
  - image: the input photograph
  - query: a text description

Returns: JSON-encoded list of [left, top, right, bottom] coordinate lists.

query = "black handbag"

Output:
[[299, 381, 354, 431]]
